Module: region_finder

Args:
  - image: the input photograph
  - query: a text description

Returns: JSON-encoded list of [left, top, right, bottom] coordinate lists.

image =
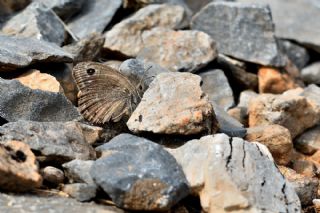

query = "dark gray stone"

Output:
[[92, 134, 189, 211], [62, 183, 97, 202], [0, 121, 96, 163], [0, 78, 79, 122], [295, 125, 320, 155], [191, 2, 284, 66], [68, 0, 122, 39], [62, 159, 95, 185], [301, 62, 320, 85], [0, 35, 73, 72]]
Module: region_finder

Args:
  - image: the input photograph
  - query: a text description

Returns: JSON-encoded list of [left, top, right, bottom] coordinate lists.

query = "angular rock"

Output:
[[62, 160, 95, 185], [0, 121, 96, 163], [92, 134, 189, 211], [0, 78, 80, 122], [62, 183, 97, 202], [0, 140, 42, 192], [301, 62, 320, 85], [191, 2, 283, 66], [238, 90, 258, 108], [0, 35, 73, 72], [127, 72, 217, 135], [78, 123, 103, 145], [245, 125, 293, 165], [1, 2, 68, 46], [41, 166, 65, 186], [199, 69, 234, 110], [167, 134, 301, 212], [104, 4, 189, 57], [295, 125, 320, 155], [68, 0, 122, 39], [300, 84, 320, 109], [138, 28, 217, 72], [0, 0, 30, 15]]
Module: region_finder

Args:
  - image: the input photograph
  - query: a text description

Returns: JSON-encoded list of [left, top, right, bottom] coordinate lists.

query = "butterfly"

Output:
[[72, 62, 144, 125]]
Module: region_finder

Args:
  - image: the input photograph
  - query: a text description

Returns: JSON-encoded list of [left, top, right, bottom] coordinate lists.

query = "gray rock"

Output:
[[1, 2, 68, 46], [62, 183, 97, 202], [301, 84, 320, 109], [295, 125, 320, 155], [301, 62, 320, 85], [62, 159, 95, 185], [167, 134, 301, 212], [0, 78, 80, 122], [0, 35, 73, 72], [185, 0, 235, 12], [41, 166, 65, 186], [0, 0, 30, 15], [238, 90, 258, 108], [92, 134, 189, 211], [0, 121, 96, 163], [68, 0, 122, 39], [191, 2, 284, 66]]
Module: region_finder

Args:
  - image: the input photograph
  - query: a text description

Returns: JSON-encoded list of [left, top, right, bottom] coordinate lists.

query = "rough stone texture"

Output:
[[238, 0, 320, 52], [291, 160, 318, 178], [0, 140, 42, 192], [62, 183, 97, 202], [245, 125, 293, 165], [103, 4, 189, 57], [167, 134, 301, 212], [78, 123, 103, 145], [248, 91, 320, 138], [123, 0, 190, 10], [62, 160, 95, 185], [0, 0, 30, 15], [238, 90, 258, 108], [227, 106, 248, 127], [301, 62, 320, 85], [191, 2, 283, 66], [0, 78, 80, 122], [68, 0, 122, 39], [127, 72, 217, 135], [0, 35, 73, 72], [41, 166, 64, 186], [138, 28, 217, 72], [0, 121, 96, 163], [1, 2, 68, 46], [300, 84, 320, 110], [15, 69, 62, 93], [92, 134, 189, 211], [295, 125, 320, 155], [199, 69, 234, 111]]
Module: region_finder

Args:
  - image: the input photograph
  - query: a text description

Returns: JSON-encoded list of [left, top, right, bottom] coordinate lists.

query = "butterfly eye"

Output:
[[87, 68, 95, 75]]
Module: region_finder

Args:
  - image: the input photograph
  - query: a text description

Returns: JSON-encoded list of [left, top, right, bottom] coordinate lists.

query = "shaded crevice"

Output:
[[242, 141, 246, 168], [281, 183, 289, 213], [255, 144, 264, 157], [226, 137, 233, 169]]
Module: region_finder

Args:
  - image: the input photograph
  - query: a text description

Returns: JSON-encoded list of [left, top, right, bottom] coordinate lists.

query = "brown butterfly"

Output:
[[72, 62, 144, 125]]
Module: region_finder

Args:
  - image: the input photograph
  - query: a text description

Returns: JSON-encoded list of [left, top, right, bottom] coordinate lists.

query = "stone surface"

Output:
[[191, 2, 283, 66], [295, 125, 320, 155], [123, 0, 190, 10], [0, 35, 73, 72], [167, 134, 301, 212], [62, 183, 97, 202], [0, 78, 80, 122], [104, 4, 189, 57], [1, 2, 68, 46], [227, 106, 248, 127], [127, 72, 217, 135], [15, 69, 61, 93], [301, 62, 320, 85], [62, 160, 95, 185], [68, 0, 122, 39], [0, 140, 42, 192], [245, 125, 293, 165], [92, 134, 189, 211], [238, 90, 258, 108], [41, 166, 64, 186], [199, 69, 234, 111], [138, 28, 217, 72], [0, 0, 30, 15], [291, 160, 318, 178], [78, 123, 103, 145], [0, 121, 96, 163]]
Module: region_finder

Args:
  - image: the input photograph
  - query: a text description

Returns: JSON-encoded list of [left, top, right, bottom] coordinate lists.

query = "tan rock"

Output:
[[15, 69, 61, 92], [291, 160, 318, 178], [245, 125, 293, 165], [227, 107, 248, 127], [41, 166, 64, 186]]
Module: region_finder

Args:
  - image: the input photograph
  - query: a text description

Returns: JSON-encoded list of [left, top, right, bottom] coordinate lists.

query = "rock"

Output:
[[0, 78, 80, 122], [138, 28, 217, 72], [78, 123, 103, 145], [185, 0, 235, 13], [167, 134, 301, 212], [63, 33, 105, 63], [62, 160, 95, 185], [227, 106, 248, 126], [0, 140, 42, 192], [295, 125, 320, 155], [301, 62, 320, 85], [41, 166, 65, 186], [238, 90, 258, 108], [103, 4, 189, 57], [248, 91, 320, 138], [0, 35, 73, 72], [1, 2, 68, 46], [199, 69, 234, 110], [68, 0, 122, 39], [237, 0, 320, 52], [127, 72, 218, 135], [62, 183, 97, 202], [92, 134, 189, 211], [15, 69, 61, 93], [245, 125, 293, 165], [123, 0, 190, 11], [0, 121, 96, 163], [191, 2, 284, 66], [291, 160, 318, 178], [300, 84, 320, 110], [0, 0, 30, 15]]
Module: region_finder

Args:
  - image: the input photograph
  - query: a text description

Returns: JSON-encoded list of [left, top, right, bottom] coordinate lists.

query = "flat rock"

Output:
[[191, 2, 283, 66], [0, 121, 96, 163], [167, 134, 301, 212], [127, 72, 217, 135], [295, 125, 320, 155], [0, 35, 73, 72], [0, 78, 80, 122], [1, 2, 68, 46], [62, 159, 95, 185], [104, 4, 189, 57], [92, 134, 189, 211], [301, 62, 320, 85], [0, 0, 30, 15], [62, 183, 97, 202], [68, 0, 122, 39], [138, 28, 217, 72], [0, 140, 42, 192]]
